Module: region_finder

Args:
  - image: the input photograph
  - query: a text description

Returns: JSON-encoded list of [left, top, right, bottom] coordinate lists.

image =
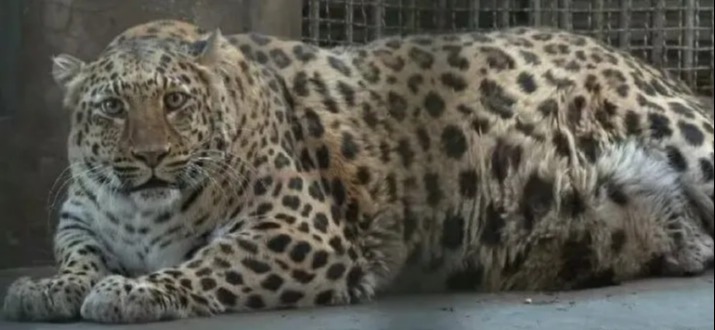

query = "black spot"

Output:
[[213, 257, 231, 268], [519, 50, 541, 65], [606, 182, 629, 205], [313, 213, 329, 233], [387, 91, 407, 121], [532, 33, 553, 41], [678, 121, 705, 146], [578, 136, 600, 163], [180, 279, 193, 290], [424, 92, 446, 118], [269, 48, 292, 68], [253, 176, 273, 196], [273, 153, 291, 170], [326, 263, 347, 280], [481, 46, 515, 70], [408, 47, 434, 69], [225, 271, 243, 285], [568, 96, 586, 125], [216, 287, 238, 306], [441, 125, 468, 159], [316, 145, 330, 169], [293, 44, 317, 62], [552, 131, 571, 158], [521, 173, 554, 230], [293, 72, 310, 96], [611, 230, 626, 253], [328, 56, 351, 76], [481, 203, 504, 246], [700, 158, 714, 182], [267, 234, 291, 253], [441, 72, 467, 91], [291, 270, 315, 284], [347, 266, 364, 288], [312, 250, 329, 269], [445, 45, 469, 70], [416, 127, 431, 151], [314, 290, 334, 305], [603, 69, 626, 84], [543, 70, 574, 89], [616, 84, 630, 98], [245, 295, 265, 309], [255, 51, 269, 64], [282, 195, 301, 210], [331, 178, 346, 205], [253, 222, 281, 231], [517, 72, 537, 93], [480, 79, 515, 119], [408, 74, 424, 93], [666, 146, 688, 172], [289, 241, 311, 262], [260, 274, 284, 291], [253, 203, 273, 216], [356, 167, 371, 185], [328, 237, 345, 255], [562, 190, 587, 217], [441, 214, 465, 249], [491, 139, 523, 183], [340, 132, 360, 160], [624, 111, 641, 135], [459, 170, 478, 198], [199, 277, 217, 290], [242, 259, 271, 274], [280, 290, 304, 305], [337, 81, 356, 106], [668, 102, 695, 118], [308, 181, 325, 201], [648, 113, 673, 139], [538, 99, 558, 117], [424, 173, 443, 207], [584, 74, 601, 93], [397, 139, 415, 168], [288, 177, 303, 191]]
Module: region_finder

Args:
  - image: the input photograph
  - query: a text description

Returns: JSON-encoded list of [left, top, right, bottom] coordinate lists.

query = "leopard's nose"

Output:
[[131, 145, 170, 167]]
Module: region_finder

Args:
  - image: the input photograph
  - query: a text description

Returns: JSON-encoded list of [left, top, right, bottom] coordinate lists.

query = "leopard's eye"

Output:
[[164, 92, 189, 112], [99, 98, 125, 117]]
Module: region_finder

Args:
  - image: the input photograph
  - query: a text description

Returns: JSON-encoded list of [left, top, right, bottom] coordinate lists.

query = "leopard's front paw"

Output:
[[3, 275, 93, 322], [80, 275, 187, 323]]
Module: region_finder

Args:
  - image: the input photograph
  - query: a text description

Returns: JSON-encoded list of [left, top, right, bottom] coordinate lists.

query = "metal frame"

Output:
[[302, 0, 714, 95]]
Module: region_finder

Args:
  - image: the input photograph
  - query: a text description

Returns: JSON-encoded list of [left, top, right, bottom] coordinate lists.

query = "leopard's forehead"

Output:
[[81, 39, 204, 92]]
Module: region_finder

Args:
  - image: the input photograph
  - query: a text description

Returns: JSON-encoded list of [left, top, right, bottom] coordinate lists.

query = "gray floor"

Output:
[[0, 267, 712, 330]]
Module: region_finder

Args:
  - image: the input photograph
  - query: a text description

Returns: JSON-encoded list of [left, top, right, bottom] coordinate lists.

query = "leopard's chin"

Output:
[[129, 187, 181, 211]]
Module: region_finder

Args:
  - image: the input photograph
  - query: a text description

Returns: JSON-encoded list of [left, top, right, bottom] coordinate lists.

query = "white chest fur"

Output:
[[87, 191, 209, 276]]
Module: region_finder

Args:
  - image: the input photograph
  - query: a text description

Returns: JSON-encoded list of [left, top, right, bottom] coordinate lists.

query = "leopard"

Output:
[[3, 19, 713, 323]]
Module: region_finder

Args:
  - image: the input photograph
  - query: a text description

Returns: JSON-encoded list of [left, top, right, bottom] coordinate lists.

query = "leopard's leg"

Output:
[[79, 188, 367, 323], [3, 197, 112, 321]]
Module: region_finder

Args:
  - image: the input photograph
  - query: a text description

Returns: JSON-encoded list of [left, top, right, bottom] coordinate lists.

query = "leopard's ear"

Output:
[[196, 29, 224, 66], [51, 54, 85, 87]]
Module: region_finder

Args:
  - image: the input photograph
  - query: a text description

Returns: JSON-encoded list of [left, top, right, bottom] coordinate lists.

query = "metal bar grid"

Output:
[[302, 0, 714, 95]]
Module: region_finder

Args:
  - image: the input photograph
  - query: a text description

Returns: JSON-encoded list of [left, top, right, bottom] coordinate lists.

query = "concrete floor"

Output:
[[0, 267, 712, 330]]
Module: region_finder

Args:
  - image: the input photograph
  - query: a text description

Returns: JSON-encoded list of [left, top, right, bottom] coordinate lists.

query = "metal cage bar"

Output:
[[301, 0, 715, 95]]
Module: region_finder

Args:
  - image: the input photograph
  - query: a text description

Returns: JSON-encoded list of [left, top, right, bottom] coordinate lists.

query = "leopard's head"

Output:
[[52, 23, 254, 209]]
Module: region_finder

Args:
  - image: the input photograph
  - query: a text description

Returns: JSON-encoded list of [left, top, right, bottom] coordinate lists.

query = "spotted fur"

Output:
[[3, 20, 713, 323]]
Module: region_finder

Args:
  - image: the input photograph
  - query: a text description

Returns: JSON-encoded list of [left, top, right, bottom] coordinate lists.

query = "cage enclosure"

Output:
[[301, 0, 714, 96]]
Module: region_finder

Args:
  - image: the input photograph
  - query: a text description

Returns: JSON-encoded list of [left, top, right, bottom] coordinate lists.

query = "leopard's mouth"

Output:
[[129, 176, 175, 192]]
